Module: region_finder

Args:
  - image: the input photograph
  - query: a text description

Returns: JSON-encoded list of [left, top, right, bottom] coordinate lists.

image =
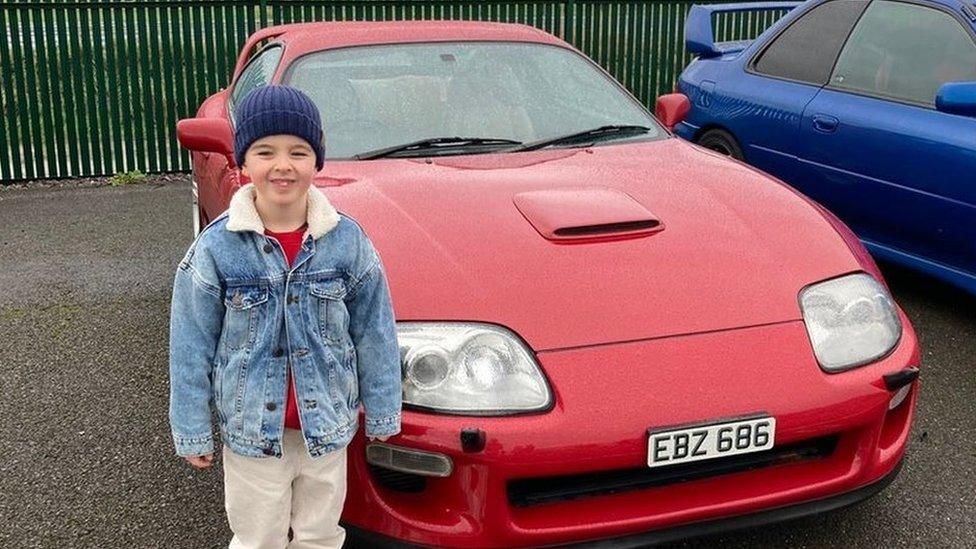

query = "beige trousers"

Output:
[[222, 429, 347, 549]]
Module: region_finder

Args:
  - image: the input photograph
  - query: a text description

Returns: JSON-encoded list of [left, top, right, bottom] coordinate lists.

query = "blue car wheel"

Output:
[[696, 128, 744, 161]]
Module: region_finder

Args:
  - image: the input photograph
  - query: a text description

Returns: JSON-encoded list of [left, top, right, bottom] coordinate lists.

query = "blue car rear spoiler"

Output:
[[686, 2, 802, 58]]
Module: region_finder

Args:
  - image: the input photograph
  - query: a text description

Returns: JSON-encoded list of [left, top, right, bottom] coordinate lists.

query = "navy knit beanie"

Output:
[[233, 85, 326, 170]]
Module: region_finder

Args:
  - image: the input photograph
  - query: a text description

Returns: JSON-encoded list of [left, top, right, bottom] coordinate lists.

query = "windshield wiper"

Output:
[[355, 137, 523, 160], [510, 125, 652, 152]]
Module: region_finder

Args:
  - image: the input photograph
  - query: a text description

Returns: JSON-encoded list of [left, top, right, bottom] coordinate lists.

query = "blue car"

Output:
[[674, 0, 976, 295]]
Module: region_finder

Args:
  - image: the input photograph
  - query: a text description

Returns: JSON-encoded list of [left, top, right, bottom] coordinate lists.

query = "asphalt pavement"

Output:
[[0, 176, 972, 548]]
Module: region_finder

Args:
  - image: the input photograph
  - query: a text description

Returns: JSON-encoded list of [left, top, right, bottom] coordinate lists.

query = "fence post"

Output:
[[260, 0, 268, 28], [564, 0, 575, 44]]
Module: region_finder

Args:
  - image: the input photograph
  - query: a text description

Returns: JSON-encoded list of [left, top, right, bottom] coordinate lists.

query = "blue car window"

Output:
[[752, 0, 869, 85], [830, 0, 976, 106]]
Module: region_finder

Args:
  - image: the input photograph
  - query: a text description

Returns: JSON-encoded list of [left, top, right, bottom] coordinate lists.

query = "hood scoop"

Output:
[[513, 187, 664, 242]]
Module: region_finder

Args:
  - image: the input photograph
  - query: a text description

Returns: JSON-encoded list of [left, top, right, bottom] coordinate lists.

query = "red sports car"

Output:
[[177, 20, 920, 548]]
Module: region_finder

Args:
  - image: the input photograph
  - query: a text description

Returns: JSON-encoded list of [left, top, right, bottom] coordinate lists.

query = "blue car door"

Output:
[[798, 0, 976, 281], [703, 0, 868, 175]]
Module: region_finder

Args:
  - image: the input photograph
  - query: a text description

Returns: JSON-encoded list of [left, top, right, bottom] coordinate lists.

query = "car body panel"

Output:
[[799, 87, 976, 272], [677, 0, 976, 295], [315, 139, 861, 352], [342, 316, 918, 547], [680, 57, 822, 177]]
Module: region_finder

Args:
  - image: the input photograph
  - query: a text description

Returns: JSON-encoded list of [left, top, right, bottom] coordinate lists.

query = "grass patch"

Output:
[[110, 170, 147, 186]]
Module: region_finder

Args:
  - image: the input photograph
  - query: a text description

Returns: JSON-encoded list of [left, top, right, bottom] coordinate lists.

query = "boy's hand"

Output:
[[367, 435, 390, 442], [184, 453, 214, 469]]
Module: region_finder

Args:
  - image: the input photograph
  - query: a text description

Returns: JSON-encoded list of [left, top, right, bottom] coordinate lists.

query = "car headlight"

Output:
[[397, 322, 552, 415], [799, 273, 902, 372]]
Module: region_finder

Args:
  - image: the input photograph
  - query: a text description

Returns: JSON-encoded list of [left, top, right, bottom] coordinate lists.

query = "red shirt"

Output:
[[264, 222, 308, 431]]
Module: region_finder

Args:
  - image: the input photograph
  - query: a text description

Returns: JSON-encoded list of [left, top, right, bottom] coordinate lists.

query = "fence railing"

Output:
[[0, 0, 788, 182]]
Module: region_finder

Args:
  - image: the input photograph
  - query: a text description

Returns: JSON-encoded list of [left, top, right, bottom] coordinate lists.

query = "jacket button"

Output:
[[263, 243, 273, 253], [288, 294, 297, 305], [266, 402, 277, 411], [273, 348, 284, 357]]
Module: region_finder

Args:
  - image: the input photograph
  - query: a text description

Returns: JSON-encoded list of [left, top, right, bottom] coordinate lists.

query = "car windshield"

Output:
[[281, 41, 666, 159]]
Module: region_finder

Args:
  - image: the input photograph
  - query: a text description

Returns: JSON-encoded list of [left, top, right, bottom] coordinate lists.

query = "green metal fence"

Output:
[[0, 0, 788, 182]]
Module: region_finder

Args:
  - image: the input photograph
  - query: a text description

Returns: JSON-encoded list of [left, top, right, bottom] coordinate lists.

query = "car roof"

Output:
[[266, 20, 568, 52], [813, 0, 976, 23]]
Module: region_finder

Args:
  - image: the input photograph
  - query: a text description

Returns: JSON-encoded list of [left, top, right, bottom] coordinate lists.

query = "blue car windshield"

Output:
[[282, 41, 666, 159]]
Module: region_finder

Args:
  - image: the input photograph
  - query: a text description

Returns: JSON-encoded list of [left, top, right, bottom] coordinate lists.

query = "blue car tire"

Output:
[[697, 128, 744, 161]]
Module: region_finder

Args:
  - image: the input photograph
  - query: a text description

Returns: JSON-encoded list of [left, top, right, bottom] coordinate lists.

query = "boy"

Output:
[[169, 84, 402, 549]]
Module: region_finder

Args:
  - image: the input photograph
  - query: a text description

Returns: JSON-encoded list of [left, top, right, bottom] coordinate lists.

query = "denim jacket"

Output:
[[169, 183, 401, 459]]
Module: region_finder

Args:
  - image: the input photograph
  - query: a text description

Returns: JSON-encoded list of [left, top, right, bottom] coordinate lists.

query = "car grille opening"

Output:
[[368, 464, 427, 493], [508, 435, 839, 507]]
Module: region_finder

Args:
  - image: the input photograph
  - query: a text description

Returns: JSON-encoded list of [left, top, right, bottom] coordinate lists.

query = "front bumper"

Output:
[[345, 458, 904, 548], [342, 314, 919, 548]]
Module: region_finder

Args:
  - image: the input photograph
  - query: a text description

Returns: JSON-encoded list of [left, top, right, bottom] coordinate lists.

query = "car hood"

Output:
[[316, 138, 861, 351]]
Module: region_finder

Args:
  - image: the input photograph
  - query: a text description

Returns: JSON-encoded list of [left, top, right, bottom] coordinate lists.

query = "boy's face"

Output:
[[240, 134, 318, 207]]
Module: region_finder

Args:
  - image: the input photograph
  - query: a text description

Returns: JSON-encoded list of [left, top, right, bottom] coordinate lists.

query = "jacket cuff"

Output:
[[172, 432, 215, 457], [365, 413, 401, 437]]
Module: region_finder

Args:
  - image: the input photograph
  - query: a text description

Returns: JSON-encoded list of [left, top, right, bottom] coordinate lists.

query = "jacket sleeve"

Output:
[[346, 235, 402, 438], [168, 242, 224, 457]]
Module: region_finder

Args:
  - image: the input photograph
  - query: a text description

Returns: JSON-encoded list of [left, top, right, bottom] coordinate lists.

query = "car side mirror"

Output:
[[935, 82, 976, 118], [655, 93, 691, 131], [176, 117, 237, 167]]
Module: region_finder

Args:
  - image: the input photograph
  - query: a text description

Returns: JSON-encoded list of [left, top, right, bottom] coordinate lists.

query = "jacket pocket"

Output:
[[222, 285, 268, 351], [309, 278, 349, 345]]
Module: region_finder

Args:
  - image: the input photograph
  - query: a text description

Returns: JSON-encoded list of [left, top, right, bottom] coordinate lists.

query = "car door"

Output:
[[798, 0, 976, 276], [721, 0, 869, 175]]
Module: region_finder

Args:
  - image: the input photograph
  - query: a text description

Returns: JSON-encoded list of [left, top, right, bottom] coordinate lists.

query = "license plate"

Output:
[[647, 415, 776, 468]]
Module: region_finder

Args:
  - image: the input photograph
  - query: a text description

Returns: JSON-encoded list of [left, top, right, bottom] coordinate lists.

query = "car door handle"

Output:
[[812, 114, 839, 133]]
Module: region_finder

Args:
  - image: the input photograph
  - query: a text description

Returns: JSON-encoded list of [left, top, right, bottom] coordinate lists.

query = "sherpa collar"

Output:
[[225, 182, 340, 240]]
